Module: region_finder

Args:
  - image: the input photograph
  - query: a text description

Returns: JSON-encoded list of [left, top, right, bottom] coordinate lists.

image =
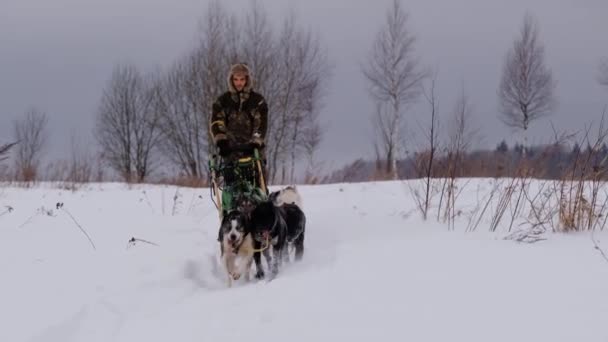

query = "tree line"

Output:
[[1, 0, 607, 186]]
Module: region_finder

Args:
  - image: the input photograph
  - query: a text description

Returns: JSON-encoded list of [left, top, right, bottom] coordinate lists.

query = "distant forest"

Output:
[[322, 141, 608, 184]]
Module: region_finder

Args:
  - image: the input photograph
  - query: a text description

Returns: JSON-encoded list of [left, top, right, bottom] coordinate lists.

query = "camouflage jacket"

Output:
[[209, 91, 268, 151]]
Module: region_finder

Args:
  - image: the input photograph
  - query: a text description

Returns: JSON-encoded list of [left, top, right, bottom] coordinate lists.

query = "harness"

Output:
[[250, 207, 281, 253]]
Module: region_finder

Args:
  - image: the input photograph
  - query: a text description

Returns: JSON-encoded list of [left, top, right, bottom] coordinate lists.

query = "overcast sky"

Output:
[[1, 0, 607, 173]]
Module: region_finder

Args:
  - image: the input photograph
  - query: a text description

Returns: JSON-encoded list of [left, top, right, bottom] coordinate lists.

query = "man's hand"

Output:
[[249, 141, 262, 149], [250, 133, 264, 149]]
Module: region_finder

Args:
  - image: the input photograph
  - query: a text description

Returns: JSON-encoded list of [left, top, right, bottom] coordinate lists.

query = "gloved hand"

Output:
[[249, 141, 262, 150], [217, 139, 230, 157], [250, 134, 264, 149]]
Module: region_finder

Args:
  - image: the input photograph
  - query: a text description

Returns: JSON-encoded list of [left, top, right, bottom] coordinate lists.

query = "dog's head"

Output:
[[249, 200, 279, 243], [220, 210, 249, 248], [234, 195, 257, 219]]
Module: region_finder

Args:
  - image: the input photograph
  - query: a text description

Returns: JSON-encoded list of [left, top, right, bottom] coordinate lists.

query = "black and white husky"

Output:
[[268, 186, 306, 262], [218, 210, 255, 287], [249, 200, 288, 279]]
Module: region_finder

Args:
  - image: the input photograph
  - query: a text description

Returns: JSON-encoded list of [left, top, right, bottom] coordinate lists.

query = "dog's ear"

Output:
[[269, 191, 278, 201]]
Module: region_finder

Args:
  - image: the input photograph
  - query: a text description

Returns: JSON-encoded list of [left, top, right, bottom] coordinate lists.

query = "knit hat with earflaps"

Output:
[[227, 63, 254, 94]]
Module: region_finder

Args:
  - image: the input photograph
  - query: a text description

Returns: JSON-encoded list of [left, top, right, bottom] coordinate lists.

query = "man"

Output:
[[210, 63, 268, 159], [209, 63, 269, 212]]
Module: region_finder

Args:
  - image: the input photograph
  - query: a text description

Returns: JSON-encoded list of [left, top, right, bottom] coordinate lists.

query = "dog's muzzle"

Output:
[[229, 235, 241, 248]]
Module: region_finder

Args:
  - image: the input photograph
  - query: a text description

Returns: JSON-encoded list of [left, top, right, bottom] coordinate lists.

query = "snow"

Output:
[[1, 180, 607, 342]]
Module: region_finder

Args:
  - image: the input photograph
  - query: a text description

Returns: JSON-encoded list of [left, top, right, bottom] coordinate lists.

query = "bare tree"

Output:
[[407, 71, 440, 220], [199, 0, 240, 153], [199, 1, 240, 155], [265, 12, 330, 184], [155, 1, 239, 179], [95, 64, 161, 182], [43, 135, 93, 183], [265, 15, 297, 184], [599, 58, 608, 88], [301, 119, 324, 184], [498, 13, 556, 155], [241, 1, 282, 183], [438, 88, 479, 227], [287, 24, 330, 184], [449, 89, 477, 162], [67, 135, 94, 183], [420, 72, 440, 219], [157, 57, 209, 178], [362, 0, 427, 179], [13, 109, 48, 181], [242, 0, 276, 97]]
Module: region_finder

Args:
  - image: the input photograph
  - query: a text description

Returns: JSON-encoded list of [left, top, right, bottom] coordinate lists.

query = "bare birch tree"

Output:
[[362, 0, 426, 180], [498, 13, 556, 155], [13, 109, 48, 181], [95, 64, 161, 182]]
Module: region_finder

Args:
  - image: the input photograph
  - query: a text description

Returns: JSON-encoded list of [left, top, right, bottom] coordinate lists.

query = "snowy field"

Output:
[[1, 179, 607, 342]]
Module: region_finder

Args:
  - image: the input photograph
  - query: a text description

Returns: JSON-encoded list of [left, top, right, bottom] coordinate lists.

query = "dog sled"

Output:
[[208, 145, 268, 219]]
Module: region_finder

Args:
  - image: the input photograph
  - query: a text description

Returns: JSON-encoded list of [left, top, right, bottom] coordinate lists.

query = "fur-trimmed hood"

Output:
[[227, 63, 254, 94]]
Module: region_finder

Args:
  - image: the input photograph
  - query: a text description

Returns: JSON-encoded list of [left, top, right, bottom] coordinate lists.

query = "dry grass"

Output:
[[153, 175, 208, 188], [551, 113, 608, 232]]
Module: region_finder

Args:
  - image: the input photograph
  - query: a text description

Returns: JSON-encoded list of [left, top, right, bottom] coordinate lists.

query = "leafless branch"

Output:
[[0, 141, 18, 163], [591, 231, 608, 264]]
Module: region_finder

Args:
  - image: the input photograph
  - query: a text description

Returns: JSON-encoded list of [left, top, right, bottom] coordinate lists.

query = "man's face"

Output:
[[232, 74, 247, 92]]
